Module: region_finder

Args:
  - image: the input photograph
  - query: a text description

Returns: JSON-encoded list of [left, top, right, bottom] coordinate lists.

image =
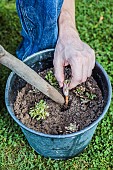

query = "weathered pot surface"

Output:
[[5, 49, 112, 159]]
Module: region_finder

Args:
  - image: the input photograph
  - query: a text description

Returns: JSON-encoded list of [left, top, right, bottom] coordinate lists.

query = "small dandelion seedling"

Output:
[[85, 92, 97, 100], [73, 86, 85, 96], [65, 123, 79, 132], [29, 100, 49, 121], [45, 70, 58, 87], [73, 85, 97, 102]]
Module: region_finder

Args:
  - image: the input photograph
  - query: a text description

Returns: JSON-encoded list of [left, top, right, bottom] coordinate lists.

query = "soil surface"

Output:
[[14, 68, 104, 135]]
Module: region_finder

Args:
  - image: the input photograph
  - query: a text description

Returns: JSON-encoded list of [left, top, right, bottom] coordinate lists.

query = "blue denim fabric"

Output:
[[16, 0, 64, 60]]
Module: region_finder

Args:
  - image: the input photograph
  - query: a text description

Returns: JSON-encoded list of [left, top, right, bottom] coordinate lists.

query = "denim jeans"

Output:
[[16, 0, 64, 60]]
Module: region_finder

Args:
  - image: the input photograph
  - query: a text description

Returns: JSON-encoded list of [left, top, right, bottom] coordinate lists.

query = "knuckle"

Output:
[[91, 49, 95, 55], [90, 49, 95, 58], [76, 56, 82, 63], [84, 56, 89, 63]]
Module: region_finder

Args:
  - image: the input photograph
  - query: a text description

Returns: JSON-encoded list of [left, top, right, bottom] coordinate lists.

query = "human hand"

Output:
[[53, 27, 95, 89]]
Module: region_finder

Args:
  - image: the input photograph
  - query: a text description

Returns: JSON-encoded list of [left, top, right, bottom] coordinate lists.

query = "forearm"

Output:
[[58, 0, 78, 37], [54, 0, 95, 89]]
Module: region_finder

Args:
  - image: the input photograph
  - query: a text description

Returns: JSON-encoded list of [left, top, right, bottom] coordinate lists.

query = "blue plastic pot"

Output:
[[5, 49, 112, 160]]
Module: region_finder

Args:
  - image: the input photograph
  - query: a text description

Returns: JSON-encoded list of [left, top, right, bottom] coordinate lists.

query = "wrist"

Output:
[[59, 9, 75, 26], [58, 10, 79, 39]]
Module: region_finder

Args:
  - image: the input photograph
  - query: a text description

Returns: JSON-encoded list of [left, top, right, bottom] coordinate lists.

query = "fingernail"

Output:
[[69, 83, 77, 89], [59, 82, 63, 88]]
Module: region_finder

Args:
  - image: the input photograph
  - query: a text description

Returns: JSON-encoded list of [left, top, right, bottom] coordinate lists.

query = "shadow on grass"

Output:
[[0, 2, 21, 110]]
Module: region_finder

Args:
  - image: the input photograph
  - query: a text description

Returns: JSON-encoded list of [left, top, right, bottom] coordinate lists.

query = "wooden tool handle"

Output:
[[0, 45, 64, 104]]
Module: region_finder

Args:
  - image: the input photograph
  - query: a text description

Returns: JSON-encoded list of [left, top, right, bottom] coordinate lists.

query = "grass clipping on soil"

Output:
[[14, 68, 104, 135]]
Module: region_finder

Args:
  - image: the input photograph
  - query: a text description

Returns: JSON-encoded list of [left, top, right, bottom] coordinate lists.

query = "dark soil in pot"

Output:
[[13, 67, 104, 135]]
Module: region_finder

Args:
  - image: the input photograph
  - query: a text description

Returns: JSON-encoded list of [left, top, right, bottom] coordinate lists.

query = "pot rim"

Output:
[[5, 49, 112, 138]]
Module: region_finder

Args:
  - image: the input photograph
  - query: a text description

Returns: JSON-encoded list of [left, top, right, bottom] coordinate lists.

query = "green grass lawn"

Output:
[[0, 0, 113, 169]]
